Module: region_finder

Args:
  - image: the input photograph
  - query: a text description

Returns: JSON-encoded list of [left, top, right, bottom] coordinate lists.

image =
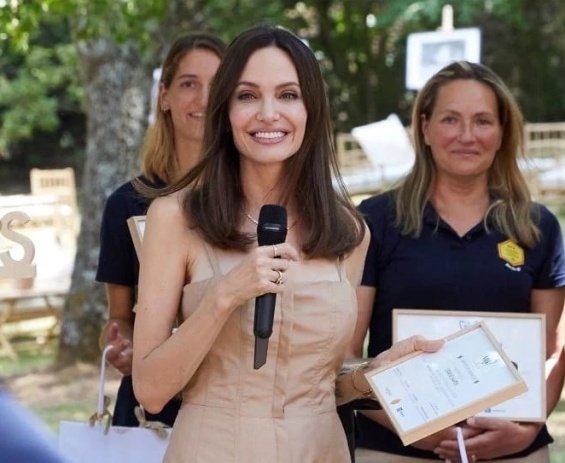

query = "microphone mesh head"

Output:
[[258, 204, 286, 225], [257, 205, 287, 246]]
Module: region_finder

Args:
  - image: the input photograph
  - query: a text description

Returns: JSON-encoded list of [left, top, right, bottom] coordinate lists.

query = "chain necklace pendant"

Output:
[[245, 212, 297, 230], [245, 213, 259, 225]]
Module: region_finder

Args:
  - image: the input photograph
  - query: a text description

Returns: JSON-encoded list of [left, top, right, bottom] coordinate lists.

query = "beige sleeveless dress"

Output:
[[163, 244, 357, 462]]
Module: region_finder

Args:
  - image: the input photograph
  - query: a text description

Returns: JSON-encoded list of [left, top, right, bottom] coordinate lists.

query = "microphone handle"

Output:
[[254, 293, 276, 339]]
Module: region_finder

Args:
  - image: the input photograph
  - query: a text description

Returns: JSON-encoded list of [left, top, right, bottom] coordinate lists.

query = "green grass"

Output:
[[0, 338, 95, 434], [0, 338, 57, 377], [34, 401, 94, 433]]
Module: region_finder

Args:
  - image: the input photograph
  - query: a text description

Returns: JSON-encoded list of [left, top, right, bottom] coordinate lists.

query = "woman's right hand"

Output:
[[105, 322, 133, 375], [216, 242, 299, 310]]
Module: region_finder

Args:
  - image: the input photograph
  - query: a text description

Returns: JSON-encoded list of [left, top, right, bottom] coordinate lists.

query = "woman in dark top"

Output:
[[96, 33, 225, 426], [350, 61, 565, 462]]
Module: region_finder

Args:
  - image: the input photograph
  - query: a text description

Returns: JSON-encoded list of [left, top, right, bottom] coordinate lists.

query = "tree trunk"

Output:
[[57, 38, 152, 365]]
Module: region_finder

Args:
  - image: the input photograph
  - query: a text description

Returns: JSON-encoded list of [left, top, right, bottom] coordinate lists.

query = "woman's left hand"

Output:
[[336, 335, 444, 406], [434, 417, 542, 461], [368, 335, 444, 371]]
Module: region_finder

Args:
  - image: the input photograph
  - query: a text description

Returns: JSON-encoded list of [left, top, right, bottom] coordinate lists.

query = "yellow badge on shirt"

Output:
[[497, 240, 524, 267]]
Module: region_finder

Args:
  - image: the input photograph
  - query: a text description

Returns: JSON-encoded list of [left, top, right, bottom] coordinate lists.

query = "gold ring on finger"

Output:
[[274, 269, 283, 285], [272, 244, 278, 258]]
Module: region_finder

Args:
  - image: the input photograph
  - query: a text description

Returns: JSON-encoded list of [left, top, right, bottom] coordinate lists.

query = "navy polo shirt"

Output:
[[95, 176, 181, 428], [356, 192, 565, 458], [96, 176, 162, 287]]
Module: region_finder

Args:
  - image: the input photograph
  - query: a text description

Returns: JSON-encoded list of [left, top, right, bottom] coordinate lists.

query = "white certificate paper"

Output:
[[365, 322, 527, 445], [394, 309, 546, 422]]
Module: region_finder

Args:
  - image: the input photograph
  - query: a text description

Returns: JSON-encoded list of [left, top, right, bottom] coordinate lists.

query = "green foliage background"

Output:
[[1, 0, 564, 163]]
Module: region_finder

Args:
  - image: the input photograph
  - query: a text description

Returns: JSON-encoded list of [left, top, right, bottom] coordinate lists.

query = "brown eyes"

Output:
[[235, 91, 300, 101]]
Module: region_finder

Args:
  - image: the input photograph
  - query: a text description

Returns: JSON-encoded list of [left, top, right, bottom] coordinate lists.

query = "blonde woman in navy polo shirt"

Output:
[[96, 33, 225, 427], [351, 61, 565, 462]]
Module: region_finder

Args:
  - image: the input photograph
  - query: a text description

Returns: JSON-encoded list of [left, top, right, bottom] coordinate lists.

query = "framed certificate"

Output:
[[365, 322, 527, 446], [393, 309, 546, 422], [126, 215, 146, 259]]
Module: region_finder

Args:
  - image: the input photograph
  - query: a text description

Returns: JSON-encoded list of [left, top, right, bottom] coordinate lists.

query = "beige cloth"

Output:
[[164, 245, 357, 462], [355, 446, 549, 463]]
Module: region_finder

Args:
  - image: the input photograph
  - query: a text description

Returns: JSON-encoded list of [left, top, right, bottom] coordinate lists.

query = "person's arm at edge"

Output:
[[96, 182, 138, 370], [132, 194, 203, 413], [99, 283, 135, 375]]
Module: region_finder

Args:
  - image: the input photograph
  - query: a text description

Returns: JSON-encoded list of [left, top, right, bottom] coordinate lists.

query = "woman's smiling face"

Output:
[[160, 48, 221, 145], [228, 46, 307, 168], [422, 79, 503, 182]]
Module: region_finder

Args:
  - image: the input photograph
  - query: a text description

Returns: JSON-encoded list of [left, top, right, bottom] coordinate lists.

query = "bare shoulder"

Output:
[[145, 191, 191, 232], [350, 221, 370, 261], [147, 191, 185, 220], [141, 191, 197, 275], [342, 205, 370, 257], [359, 221, 371, 251]]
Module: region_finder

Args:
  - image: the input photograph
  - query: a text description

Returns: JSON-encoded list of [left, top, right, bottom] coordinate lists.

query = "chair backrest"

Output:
[[335, 133, 373, 173], [30, 168, 77, 209], [525, 122, 565, 158]]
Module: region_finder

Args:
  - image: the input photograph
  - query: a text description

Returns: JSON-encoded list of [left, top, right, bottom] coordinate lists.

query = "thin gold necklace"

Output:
[[246, 213, 297, 230]]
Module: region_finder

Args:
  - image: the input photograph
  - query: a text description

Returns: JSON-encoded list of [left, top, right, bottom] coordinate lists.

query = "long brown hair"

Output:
[[394, 60, 540, 247], [162, 25, 364, 258], [140, 33, 226, 184]]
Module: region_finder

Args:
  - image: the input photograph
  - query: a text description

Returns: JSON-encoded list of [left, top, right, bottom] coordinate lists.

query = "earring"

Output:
[[161, 105, 169, 112]]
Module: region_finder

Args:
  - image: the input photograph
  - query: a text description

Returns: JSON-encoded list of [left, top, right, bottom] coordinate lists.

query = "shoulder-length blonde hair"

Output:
[[160, 25, 365, 259], [141, 33, 225, 185], [394, 60, 540, 247]]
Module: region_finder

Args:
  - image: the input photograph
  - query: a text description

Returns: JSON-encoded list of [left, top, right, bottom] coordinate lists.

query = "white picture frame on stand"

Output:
[[406, 27, 481, 90]]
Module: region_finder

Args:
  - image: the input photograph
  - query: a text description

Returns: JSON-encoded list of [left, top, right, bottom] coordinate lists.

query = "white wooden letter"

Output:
[[0, 211, 36, 279]]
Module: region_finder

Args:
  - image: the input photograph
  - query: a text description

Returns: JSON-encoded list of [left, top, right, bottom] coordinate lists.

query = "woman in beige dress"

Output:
[[132, 25, 442, 462]]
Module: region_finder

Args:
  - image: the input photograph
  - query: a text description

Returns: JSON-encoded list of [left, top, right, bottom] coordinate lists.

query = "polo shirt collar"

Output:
[[423, 201, 491, 237]]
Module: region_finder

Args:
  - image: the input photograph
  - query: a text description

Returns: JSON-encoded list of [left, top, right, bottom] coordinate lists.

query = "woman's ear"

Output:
[[421, 114, 430, 146], [159, 83, 170, 112]]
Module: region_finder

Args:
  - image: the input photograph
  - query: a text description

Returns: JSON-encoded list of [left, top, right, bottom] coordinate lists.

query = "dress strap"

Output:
[[202, 241, 223, 276], [336, 256, 346, 282]]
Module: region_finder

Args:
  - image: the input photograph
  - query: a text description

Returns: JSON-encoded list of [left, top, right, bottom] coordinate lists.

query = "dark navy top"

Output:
[[96, 176, 158, 287], [96, 176, 179, 427], [356, 192, 565, 459]]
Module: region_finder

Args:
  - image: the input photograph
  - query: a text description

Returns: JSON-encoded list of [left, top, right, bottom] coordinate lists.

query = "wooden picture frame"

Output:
[[393, 309, 546, 422], [365, 322, 527, 446], [126, 215, 146, 259]]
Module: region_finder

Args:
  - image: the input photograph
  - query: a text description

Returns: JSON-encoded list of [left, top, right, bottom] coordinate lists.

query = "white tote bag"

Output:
[[58, 346, 171, 463]]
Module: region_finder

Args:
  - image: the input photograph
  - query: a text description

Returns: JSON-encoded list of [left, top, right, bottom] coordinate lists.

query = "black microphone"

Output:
[[253, 204, 287, 369]]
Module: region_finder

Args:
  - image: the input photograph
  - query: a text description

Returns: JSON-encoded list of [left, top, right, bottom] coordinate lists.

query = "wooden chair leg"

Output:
[[0, 329, 17, 359]]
